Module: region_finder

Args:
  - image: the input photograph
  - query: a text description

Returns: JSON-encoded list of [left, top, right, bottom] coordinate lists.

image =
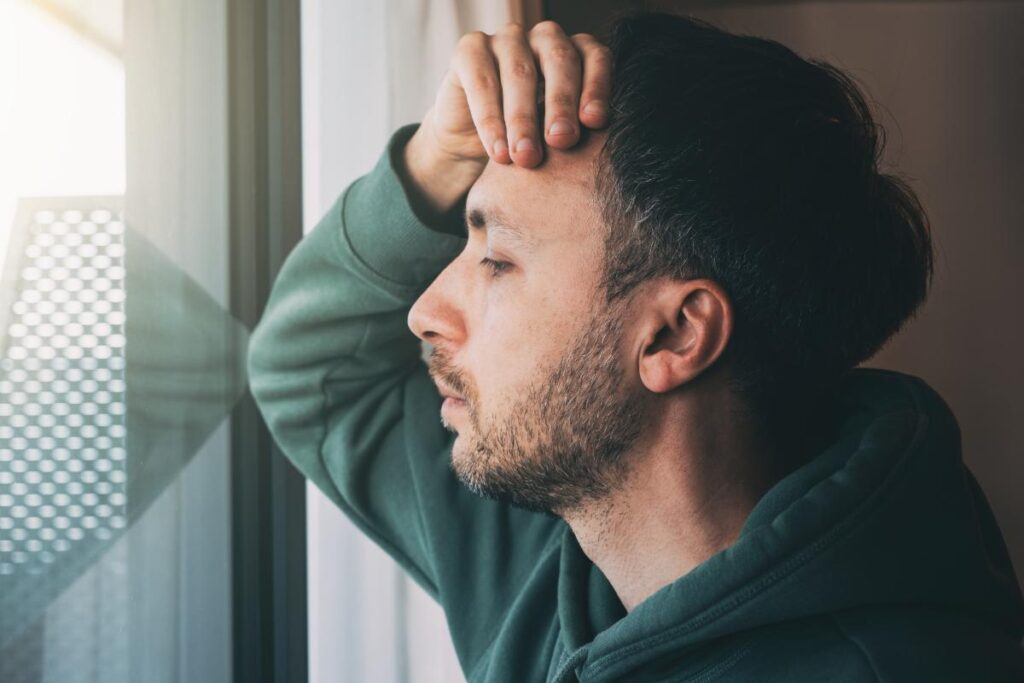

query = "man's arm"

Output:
[[247, 19, 611, 670], [245, 122, 564, 666]]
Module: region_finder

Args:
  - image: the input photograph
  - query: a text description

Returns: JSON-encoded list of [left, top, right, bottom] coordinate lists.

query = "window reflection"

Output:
[[0, 1, 247, 681], [0, 206, 129, 583]]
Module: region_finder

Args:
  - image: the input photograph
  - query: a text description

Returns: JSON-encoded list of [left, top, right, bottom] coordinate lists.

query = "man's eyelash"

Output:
[[479, 257, 512, 276]]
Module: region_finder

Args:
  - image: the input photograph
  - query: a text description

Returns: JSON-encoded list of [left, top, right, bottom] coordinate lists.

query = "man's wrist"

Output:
[[399, 118, 484, 219]]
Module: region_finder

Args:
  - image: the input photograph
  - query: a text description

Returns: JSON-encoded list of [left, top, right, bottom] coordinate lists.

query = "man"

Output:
[[247, 12, 1024, 682]]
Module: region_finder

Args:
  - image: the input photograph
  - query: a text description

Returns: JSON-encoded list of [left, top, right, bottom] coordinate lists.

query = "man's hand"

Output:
[[403, 21, 611, 215]]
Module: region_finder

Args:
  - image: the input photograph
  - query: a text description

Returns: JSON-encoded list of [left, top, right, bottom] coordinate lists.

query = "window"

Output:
[[0, 1, 306, 681]]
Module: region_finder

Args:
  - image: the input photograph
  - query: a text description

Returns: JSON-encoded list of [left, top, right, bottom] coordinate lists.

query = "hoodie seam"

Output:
[[584, 372, 930, 678], [830, 613, 883, 682], [663, 639, 755, 683]]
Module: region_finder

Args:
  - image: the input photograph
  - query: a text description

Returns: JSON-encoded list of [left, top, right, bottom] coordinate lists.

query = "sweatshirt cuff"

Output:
[[340, 123, 468, 290]]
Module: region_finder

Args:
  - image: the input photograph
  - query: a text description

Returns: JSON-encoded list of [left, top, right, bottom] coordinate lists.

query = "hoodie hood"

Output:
[[552, 367, 1024, 682]]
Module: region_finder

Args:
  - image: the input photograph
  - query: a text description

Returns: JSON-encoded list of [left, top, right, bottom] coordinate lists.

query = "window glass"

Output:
[[0, 2, 242, 681]]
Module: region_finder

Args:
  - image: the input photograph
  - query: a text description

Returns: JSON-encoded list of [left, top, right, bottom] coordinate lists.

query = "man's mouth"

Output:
[[432, 375, 466, 402], [441, 395, 467, 422], [435, 378, 467, 407]]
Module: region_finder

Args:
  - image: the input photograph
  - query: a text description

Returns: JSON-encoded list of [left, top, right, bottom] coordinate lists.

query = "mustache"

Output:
[[427, 347, 472, 402]]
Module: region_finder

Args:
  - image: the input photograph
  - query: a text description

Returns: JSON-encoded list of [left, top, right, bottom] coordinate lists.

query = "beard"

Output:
[[426, 299, 648, 517]]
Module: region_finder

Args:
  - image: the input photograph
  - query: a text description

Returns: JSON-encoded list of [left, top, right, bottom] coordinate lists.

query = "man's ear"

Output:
[[635, 278, 733, 394]]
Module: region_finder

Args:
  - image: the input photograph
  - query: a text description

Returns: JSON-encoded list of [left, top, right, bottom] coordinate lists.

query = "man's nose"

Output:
[[407, 267, 466, 347]]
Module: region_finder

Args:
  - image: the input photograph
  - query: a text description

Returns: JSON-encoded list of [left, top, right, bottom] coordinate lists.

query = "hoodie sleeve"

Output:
[[245, 123, 562, 658]]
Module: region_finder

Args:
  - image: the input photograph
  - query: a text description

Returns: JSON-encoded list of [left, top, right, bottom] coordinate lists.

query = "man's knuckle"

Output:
[[507, 111, 537, 127], [548, 44, 579, 66], [458, 31, 488, 50], [550, 91, 577, 111], [508, 59, 536, 81], [478, 113, 504, 130], [531, 20, 562, 37], [469, 70, 496, 91], [591, 45, 612, 65]]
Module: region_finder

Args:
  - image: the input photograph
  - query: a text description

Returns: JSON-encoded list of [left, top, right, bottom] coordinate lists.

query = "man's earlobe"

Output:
[[636, 279, 732, 394]]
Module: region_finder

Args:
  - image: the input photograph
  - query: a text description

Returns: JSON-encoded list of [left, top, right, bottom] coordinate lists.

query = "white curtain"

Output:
[[300, 1, 512, 681]]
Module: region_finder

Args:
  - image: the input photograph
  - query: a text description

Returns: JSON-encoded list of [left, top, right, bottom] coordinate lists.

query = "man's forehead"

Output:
[[478, 129, 603, 187], [466, 131, 606, 242]]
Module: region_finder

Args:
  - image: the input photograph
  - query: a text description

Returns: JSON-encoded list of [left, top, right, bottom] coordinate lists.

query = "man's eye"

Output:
[[479, 257, 512, 277]]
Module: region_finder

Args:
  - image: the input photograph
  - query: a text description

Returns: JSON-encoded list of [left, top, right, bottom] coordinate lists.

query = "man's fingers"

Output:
[[452, 31, 509, 163], [570, 33, 612, 130], [448, 22, 610, 168], [492, 23, 543, 167], [528, 21, 582, 150]]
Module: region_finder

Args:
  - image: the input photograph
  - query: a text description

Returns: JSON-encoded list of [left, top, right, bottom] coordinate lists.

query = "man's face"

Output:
[[407, 131, 651, 517]]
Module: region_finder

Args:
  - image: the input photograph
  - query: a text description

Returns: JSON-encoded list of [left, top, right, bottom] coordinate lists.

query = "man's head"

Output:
[[408, 13, 933, 516]]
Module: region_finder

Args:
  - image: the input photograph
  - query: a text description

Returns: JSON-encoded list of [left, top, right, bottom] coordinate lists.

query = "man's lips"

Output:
[[440, 390, 467, 418], [434, 382, 468, 422], [434, 381, 466, 402]]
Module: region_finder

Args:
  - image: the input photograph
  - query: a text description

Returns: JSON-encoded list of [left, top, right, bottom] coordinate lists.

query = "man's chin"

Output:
[[449, 434, 499, 488], [450, 432, 480, 462], [449, 438, 484, 491], [447, 431, 471, 468]]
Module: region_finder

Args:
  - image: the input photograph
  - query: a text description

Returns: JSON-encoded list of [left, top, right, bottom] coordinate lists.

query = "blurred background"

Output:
[[1, 1, 1021, 682]]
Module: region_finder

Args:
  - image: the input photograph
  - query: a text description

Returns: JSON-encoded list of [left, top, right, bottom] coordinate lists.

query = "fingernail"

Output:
[[549, 118, 575, 137], [515, 138, 536, 153], [493, 139, 507, 157], [583, 100, 607, 117]]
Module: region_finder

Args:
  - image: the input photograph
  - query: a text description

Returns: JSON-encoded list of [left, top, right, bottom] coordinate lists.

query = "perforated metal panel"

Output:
[[0, 195, 248, 681], [0, 208, 128, 578], [0, 199, 133, 683]]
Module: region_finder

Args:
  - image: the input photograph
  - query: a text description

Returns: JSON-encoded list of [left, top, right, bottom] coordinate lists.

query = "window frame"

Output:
[[227, 0, 308, 681]]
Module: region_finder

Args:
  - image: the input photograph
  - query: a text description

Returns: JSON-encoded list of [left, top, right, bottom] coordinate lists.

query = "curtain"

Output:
[[300, 1, 521, 681]]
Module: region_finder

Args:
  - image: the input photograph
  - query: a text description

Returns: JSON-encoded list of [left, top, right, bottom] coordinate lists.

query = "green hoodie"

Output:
[[247, 123, 1024, 682]]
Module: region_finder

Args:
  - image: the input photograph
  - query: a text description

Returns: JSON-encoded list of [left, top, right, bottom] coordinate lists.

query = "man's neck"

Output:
[[562, 399, 791, 614]]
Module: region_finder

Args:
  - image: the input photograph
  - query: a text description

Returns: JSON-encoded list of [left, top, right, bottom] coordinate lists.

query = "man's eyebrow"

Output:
[[464, 206, 536, 251]]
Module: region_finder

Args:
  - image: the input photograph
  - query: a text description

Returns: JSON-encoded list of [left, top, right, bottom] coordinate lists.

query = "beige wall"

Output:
[[549, 1, 1024, 585]]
